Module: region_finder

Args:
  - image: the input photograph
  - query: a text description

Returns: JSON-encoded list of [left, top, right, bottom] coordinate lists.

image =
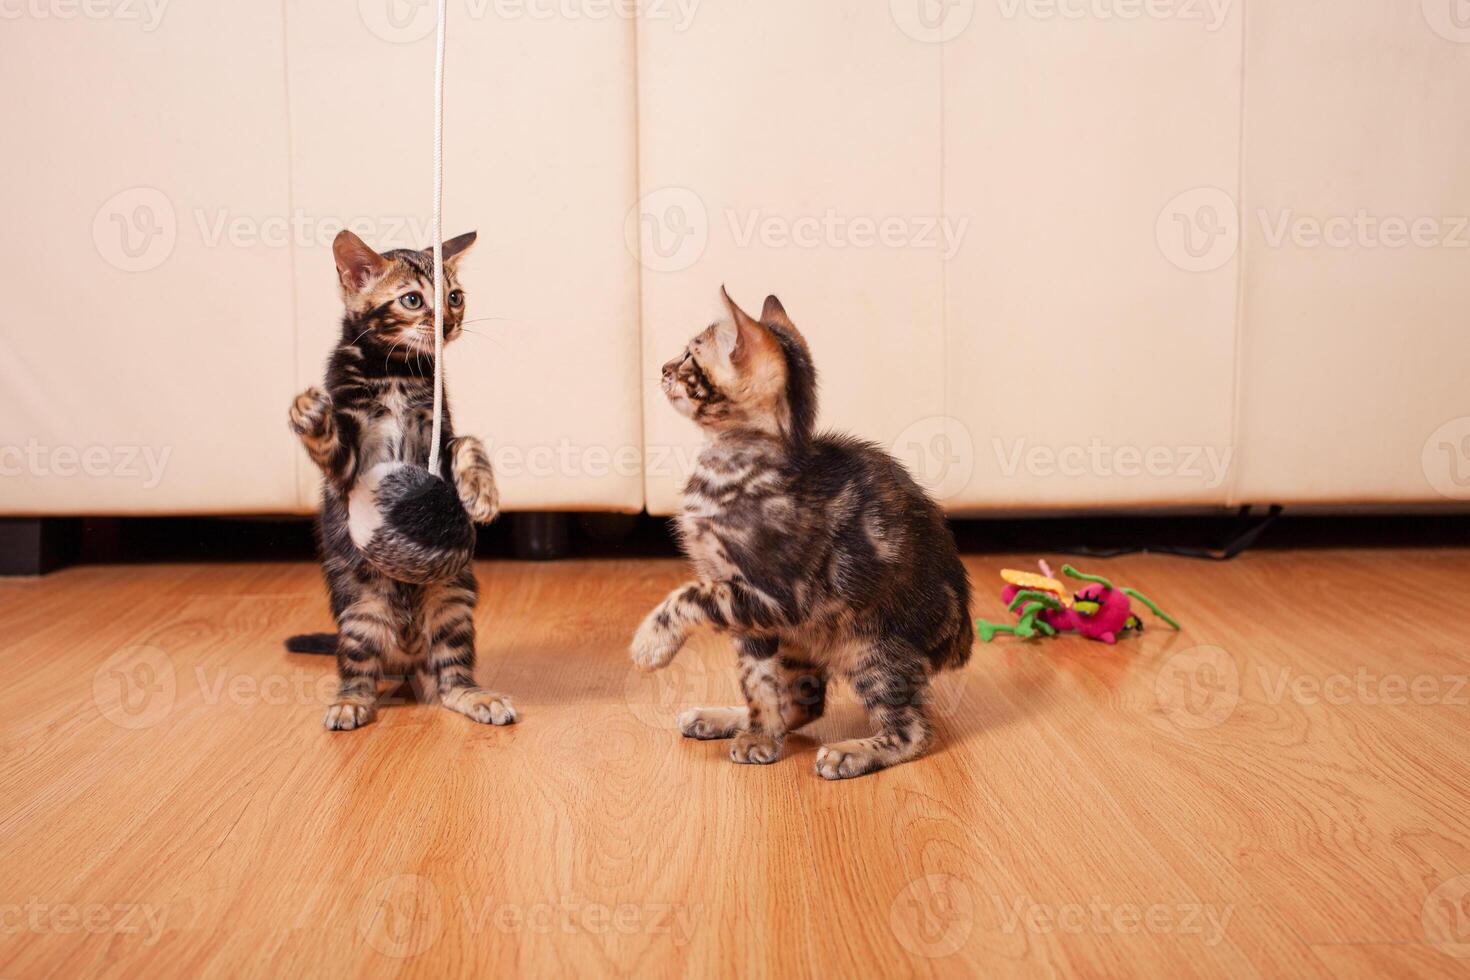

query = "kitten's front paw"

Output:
[[289, 387, 333, 439], [444, 687, 517, 726], [450, 437, 500, 523], [630, 610, 685, 671], [730, 733, 783, 765], [815, 740, 884, 780], [679, 706, 748, 740], [323, 700, 375, 731]]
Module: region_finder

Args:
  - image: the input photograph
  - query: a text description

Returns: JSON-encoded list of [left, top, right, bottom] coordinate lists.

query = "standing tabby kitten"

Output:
[[632, 288, 973, 779], [287, 229, 515, 731]]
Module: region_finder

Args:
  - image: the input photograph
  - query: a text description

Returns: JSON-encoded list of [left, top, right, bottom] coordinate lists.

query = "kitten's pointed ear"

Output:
[[441, 230, 477, 266], [761, 294, 792, 328], [719, 285, 771, 363], [333, 230, 389, 293]]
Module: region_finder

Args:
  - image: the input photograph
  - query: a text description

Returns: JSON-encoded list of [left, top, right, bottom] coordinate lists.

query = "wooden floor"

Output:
[[2, 549, 1470, 978]]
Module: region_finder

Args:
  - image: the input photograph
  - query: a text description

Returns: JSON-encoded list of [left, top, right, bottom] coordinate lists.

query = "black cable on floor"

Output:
[[1056, 504, 1285, 561]]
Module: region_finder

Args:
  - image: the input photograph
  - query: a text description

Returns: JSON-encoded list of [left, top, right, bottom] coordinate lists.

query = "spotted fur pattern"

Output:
[[288, 230, 513, 731], [634, 289, 972, 779]]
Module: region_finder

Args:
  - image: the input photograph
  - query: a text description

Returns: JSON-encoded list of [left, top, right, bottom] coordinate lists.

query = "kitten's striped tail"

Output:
[[285, 633, 337, 655]]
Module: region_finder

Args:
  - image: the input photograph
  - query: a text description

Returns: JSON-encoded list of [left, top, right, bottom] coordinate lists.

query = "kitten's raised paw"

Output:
[[323, 700, 375, 731], [678, 706, 748, 740], [289, 387, 333, 438], [815, 740, 885, 780], [630, 611, 685, 671], [444, 688, 517, 726], [450, 437, 500, 523], [729, 733, 783, 765]]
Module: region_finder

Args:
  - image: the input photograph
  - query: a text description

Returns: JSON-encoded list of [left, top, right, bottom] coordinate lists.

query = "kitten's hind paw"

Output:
[[630, 611, 685, 671], [678, 706, 748, 740], [729, 733, 783, 765], [323, 700, 375, 731], [443, 688, 517, 726]]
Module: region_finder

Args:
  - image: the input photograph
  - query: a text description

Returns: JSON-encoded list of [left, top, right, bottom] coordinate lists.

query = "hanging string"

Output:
[[427, 0, 448, 476]]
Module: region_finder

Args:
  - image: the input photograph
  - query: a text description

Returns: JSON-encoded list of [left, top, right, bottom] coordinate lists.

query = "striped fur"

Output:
[[288, 230, 513, 731], [634, 288, 973, 779]]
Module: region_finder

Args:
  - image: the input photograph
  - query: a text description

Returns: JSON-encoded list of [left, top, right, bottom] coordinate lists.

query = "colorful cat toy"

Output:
[[976, 561, 1181, 645]]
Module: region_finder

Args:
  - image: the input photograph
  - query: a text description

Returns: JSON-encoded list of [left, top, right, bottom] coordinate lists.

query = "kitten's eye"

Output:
[[448, 289, 464, 308], [400, 292, 424, 310]]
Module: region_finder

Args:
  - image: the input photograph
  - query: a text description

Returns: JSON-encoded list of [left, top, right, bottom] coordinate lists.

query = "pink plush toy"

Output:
[[979, 561, 1180, 645]]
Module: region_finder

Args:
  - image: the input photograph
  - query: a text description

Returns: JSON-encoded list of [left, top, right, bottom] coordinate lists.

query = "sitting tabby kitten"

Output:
[[287, 229, 515, 731], [632, 288, 973, 779]]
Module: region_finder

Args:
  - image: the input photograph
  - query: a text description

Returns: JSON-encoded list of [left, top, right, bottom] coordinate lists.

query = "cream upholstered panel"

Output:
[[0, 7, 298, 515], [942, 3, 1245, 511], [1232, 0, 1470, 506], [636, 1, 945, 515], [286, 5, 644, 514]]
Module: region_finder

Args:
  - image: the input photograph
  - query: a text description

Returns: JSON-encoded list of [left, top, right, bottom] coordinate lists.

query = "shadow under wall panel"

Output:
[[1233, 0, 1470, 506], [636, 1, 944, 515], [943, 5, 1243, 511], [0, 8, 297, 515], [286, 6, 644, 514]]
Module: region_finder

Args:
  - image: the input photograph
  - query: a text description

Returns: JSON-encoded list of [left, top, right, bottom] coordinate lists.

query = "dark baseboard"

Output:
[[1, 511, 1466, 574], [0, 518, 82, 576]]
